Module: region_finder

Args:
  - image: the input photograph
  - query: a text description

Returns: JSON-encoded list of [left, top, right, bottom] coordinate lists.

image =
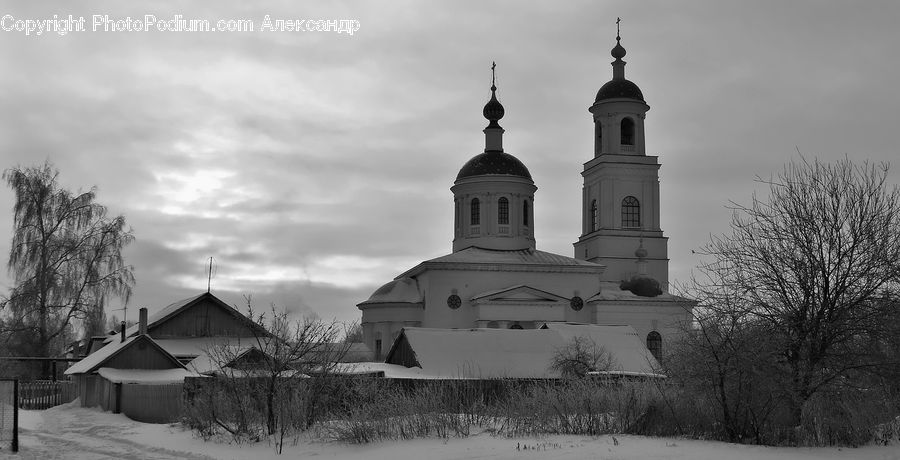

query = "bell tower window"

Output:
[[523, 200, 530, 226], [498, 197, 509, 225], [470, 198, 480, 226], [590, 199, 598, 232], [596, 123, 603, 155], [622, 196, 640, 228], [620, 117, 635, 146]]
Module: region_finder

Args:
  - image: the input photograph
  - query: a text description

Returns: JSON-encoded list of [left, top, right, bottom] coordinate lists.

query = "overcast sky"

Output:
[[1, 1, 898, 328]]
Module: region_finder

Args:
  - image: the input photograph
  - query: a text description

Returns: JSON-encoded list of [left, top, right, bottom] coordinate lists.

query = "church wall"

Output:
[[594, 302, 692, 354], [583, 166, 660, 233], [360, 305, 423, 361], [418, 269, 602, 329]]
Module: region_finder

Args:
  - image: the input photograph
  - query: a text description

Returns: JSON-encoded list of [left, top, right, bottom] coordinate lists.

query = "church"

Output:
[[358, 31, 693, 362]]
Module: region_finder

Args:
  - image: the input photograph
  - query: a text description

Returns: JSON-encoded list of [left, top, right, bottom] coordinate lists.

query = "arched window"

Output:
[[590, 199, 598, 232], [596, 123, 603, 151], [509, 323, 524, 330], [621, 118, 635, 146], [523, 200, 530, 226], [622, 196, 640, 228], [647, 331, 662, 362], [498, 197, 509, 225], [470, 198, 480, 226], [374, 331, 383, 360]]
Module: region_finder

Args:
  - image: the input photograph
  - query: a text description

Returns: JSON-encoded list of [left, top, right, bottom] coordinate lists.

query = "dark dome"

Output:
[[456, 151, 532, 181], [595, 79, 644, 102], [483, 88, 505, 123]]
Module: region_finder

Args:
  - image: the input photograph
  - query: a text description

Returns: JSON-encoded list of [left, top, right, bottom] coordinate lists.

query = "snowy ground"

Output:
[[1, 402, 899, 459]]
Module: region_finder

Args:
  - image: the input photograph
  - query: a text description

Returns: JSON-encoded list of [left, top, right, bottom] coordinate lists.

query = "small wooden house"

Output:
[[65, 292, 268, 422]]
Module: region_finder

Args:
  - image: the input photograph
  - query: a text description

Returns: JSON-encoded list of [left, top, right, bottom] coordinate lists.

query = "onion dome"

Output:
[[456, 63, 533, 181], [595, 30, 645, 103], [483, 84, 505, 128], [635, 239, 648, 258], [611, 39, 626, 59], [635, 245, 648, 259]]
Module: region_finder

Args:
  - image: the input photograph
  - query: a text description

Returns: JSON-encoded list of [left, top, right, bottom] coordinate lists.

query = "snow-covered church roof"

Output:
[[397, 247, 605, 279], [384, 323, 661, 379]]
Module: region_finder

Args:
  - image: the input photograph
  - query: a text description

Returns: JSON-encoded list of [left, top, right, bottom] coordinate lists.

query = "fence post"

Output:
[[114, 383, 122, 414], [12, 380, 18, 453]]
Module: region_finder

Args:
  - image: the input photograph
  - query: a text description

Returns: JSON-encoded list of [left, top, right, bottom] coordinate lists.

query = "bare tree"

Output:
[[1, 162, 134, 368], [667, 279, 781, 442], [196, 300, 351, 453], [550, 335, 618, 379], [691, 157, 900, 426]]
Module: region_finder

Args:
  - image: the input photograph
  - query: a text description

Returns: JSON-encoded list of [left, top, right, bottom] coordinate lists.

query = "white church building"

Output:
[[358, 33, 693, 362]]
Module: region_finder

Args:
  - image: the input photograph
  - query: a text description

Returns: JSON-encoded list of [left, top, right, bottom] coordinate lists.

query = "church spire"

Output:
[[482, 61, 505, 152], [611, 18, 627, 80]]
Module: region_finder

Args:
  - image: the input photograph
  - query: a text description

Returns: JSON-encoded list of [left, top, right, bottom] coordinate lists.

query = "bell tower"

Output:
[[574, 23, 669, 288]]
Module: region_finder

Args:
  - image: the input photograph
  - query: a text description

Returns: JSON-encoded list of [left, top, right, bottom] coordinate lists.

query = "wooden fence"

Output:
[[18, 381, 77, 410], [120, 383, 183, 423]]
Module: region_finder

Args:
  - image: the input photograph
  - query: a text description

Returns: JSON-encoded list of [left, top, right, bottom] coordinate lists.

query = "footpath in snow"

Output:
[[1, 402, 899, 460]]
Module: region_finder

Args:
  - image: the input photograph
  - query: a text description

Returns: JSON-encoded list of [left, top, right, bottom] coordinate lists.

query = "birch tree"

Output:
[[2, 162, 134, 363]]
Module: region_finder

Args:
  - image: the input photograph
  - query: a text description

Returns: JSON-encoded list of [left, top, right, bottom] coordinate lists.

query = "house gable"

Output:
[[145, 292, 267, 339], [384, 330, 421, 368], [66, 335, 186, 375], [103, 336, 186, 371]]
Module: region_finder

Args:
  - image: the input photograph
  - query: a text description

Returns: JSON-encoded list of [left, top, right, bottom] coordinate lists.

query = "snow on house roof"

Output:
[[65, 334, 186, 375], [97, 367, 202, 384], [66, 335, 137, 375], [154, 337, 262, 374], [386, 324, 660, 379]]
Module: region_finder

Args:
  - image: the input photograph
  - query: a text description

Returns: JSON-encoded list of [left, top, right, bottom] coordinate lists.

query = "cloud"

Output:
[[1, 1, 899, 329]]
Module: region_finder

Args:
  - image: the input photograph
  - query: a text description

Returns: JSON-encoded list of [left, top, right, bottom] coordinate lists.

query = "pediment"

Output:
[[470, 285, 569, 304]]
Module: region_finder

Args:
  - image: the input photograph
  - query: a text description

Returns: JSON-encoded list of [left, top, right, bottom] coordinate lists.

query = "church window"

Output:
[[523, 200, 530, 226], [471, 198, 480, 226], [447, 294, 461, 309], [570, 296, 584, 311], [590, 200, 598, 231], [622, 196, 640, 228], [621, 117, 635, 146], [375, 331, 383, 360], [646, 331, 662, 362], [509, 323, 523, 330], [498, 197, 509, 225]]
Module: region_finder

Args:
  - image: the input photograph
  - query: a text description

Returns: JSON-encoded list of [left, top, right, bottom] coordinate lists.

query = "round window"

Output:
[[570, 296, 584, 311], [447, 294, 462, 309]]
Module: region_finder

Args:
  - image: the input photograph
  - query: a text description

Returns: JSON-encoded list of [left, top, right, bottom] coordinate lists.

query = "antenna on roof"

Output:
[[112, 304, 128, 324]]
